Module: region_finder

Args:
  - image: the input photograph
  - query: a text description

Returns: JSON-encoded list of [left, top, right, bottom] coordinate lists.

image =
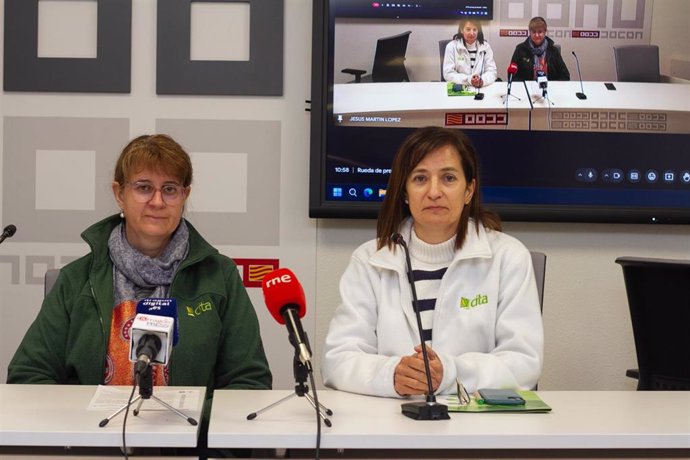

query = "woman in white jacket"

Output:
[[322, 127, 543, 398], [443, 19, 497, 87]]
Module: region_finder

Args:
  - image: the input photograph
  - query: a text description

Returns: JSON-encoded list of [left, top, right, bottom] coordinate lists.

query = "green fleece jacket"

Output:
[[7, 214, 272, 392]]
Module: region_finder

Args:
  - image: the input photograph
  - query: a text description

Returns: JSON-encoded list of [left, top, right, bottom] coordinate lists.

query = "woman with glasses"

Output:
[[8, 134, 272, 432], [510, 16, 570, 81]]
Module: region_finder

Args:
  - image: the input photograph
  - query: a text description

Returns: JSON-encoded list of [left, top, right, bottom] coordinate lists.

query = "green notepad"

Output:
[[446, 82, 477, 97], [446, 390, 552, 413]]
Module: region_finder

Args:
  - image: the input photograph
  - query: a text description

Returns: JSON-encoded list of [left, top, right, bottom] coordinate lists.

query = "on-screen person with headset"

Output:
[[510, 16, 570, 81], [322, 126, 543, 397], [443, 18, 498, 88]]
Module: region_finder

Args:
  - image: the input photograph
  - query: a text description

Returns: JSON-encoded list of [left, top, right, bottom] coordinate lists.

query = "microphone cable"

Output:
[[120, 375, 138, 460]]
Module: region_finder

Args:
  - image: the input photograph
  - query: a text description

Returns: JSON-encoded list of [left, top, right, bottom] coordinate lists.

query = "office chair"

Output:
[[44, 268, 61, 297], [342, 31, 412, 83], [613, 45, 660, 83], [615, 256, 690, 390], [439, 38, 452, 81], [530, 252, 546, 311]]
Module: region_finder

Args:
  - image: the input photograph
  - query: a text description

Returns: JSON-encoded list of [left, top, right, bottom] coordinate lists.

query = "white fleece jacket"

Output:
[[321, 219, 543, 397], [443, 39, 498, 86]]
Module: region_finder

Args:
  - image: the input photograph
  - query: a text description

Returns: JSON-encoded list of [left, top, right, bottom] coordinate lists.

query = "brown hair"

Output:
[[456, 19, 486, 45], [113, 134, 193, 187], [376, 126, 501, 251], [528, 16, 548, 32]]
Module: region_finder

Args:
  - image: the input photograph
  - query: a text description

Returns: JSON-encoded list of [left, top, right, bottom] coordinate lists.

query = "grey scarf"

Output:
[[108, 220, 189, 305]]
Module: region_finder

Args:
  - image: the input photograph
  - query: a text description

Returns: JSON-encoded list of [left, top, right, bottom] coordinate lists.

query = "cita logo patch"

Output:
[[186, 301, 213, 317], [460, 294, 488, 310]]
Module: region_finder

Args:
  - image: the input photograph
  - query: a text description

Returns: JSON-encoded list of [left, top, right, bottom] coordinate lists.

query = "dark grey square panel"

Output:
[[157, 0, 284, 96], [3, 0, 132, 92]]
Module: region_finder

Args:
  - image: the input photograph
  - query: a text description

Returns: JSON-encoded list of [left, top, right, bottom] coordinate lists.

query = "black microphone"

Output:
[[506, 62, 517, 96], [571, 51, 587, 100], [392, 233, 450, 421], [473, 51, 486, 100], [536, 70, 548, 97], [135, 334, 162, 374], [0, 224, 17, 245]]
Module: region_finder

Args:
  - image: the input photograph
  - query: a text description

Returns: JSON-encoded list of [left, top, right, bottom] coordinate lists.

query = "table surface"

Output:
[[333, 81, 690, 133], [0, 384, 205, 448], [208, 389, 690, 450]]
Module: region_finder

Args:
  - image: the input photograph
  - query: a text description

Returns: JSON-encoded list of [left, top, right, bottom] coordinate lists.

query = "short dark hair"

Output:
[[114, 134, 193, 187], [376, 126, 500, 251]]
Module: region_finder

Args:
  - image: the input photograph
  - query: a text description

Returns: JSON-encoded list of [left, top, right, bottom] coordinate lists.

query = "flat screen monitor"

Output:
[[309, 0, 690, 223]]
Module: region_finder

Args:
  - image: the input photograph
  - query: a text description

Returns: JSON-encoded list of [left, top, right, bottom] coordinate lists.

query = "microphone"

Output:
[[473, 51, 486, 100], [536, 70, 548, 89], [571, 51, 588, 100], [392, 233, 450, 421], [262, 268, 312, 371], [536, 69, 548, 98], [134, 334, 162, 374], [506, 62, 517, 95], [129, 299, 177, 374], [0, 224, 17, 244], [136, 298, 179, 346]]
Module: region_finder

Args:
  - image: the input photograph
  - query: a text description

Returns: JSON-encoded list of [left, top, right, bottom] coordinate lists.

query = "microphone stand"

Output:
[[473, 51, 486, 101], [99, 365, 198, 427], [502, 78, 521, 103], [572, 51, 588, 100], [395, 235, 450, 421], [247, 334, 333, 426]]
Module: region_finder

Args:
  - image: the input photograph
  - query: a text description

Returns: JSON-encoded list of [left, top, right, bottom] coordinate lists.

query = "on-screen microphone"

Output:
[[571, 51, 588, 100], [536, 70, 548, 89], [473, 50, 486, 100], [392, 233, 450, 421], [129, 298, 177, 374], [262, 268, 313, 370], [506, 62, 517, 95], [0, 224, 17, 245]]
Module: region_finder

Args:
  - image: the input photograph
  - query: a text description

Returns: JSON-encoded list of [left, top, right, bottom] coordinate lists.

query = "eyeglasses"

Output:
[[126, 181, 187, 204]]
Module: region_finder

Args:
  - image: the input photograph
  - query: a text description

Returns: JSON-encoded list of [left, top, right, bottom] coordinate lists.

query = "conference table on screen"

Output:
[[333, 80, 690, 134]]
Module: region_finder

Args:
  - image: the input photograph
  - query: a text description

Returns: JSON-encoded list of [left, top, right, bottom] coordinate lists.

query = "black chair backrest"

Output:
[[616, 256, 690, 390], [439, 38, 452, 81], [371, 31, 412, 82]]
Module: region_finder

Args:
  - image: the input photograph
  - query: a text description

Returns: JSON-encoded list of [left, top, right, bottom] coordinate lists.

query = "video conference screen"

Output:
[[309, 0, 690, 223]]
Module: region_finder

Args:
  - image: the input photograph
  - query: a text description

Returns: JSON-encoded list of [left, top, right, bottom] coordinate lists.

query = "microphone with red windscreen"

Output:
[[262, 268, 312, 369], [507, 62, 518, 95]]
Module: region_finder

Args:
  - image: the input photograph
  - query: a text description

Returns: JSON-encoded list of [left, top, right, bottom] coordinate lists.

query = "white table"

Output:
[[333, 81, 690, 134], [0, 384, 205, 448], [525, 81, 690, 134], [208, 389, 690, 458], [333, 81, 533, 130]]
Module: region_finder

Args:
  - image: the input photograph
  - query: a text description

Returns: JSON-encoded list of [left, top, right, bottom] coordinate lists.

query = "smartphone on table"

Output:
[[477, 388, 526, 405]]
